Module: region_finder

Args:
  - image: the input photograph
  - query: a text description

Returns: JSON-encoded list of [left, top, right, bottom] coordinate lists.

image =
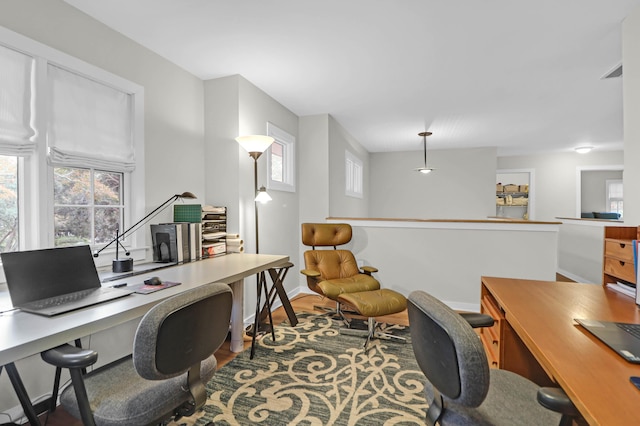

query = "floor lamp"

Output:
[[236, 135, 275, 358]]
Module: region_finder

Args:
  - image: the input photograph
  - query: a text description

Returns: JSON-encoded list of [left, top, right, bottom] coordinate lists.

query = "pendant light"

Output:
[[415, 131, 434, 174]]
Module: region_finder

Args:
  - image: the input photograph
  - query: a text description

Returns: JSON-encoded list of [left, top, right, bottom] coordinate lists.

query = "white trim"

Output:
[[327, 218, 560, 233]]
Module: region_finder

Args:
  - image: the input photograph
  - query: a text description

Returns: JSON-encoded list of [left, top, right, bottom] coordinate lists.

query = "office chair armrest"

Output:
[[300, 269, 321, 278], [537, 387, 580, 417], [459, 312, 495, 328], [41, 343, 98, 369], [360, 266, 378, 275]]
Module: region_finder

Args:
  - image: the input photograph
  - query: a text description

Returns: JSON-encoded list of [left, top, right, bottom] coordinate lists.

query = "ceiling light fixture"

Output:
[[575, 146, 593, 154], [415, 131, 434, 174]]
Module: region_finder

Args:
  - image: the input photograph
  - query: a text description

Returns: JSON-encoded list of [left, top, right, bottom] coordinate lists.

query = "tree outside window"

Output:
[[54, 167, 123, 247]]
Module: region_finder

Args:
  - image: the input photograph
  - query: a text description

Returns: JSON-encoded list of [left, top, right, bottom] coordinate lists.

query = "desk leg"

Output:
[[2, 363, 41, 426], [229, 279, 245, 353], [261, 264, 298, 327]]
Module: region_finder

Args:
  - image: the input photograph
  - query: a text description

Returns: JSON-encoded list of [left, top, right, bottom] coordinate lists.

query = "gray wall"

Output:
[[328, 115, 370, 217], [369, 148, 497, 219], [581, 170, 623, 214]]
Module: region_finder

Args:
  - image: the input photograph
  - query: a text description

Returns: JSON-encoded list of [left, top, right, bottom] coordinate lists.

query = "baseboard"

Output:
[[557, 268, 595, 284]]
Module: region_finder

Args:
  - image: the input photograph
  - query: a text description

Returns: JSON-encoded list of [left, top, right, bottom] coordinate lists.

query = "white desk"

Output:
[[0, 253, 289, 366]]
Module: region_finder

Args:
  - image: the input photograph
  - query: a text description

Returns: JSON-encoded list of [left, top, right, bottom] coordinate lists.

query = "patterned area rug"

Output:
[[179, 312, 427, 425]]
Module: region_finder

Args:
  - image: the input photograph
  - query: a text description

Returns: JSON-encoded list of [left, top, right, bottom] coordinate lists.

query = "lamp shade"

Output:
[[575, 146, 593, 154], [236, 135, 275, 154], [255, 186, 272, 204]]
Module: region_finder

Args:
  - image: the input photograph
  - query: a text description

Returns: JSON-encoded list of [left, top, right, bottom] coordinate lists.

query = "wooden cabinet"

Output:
[[479, 280, 554, 386], [602, 226, 640, 286]]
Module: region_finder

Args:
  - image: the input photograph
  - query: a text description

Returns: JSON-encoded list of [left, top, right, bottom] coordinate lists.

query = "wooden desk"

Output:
[[481, 276, 640, 425]]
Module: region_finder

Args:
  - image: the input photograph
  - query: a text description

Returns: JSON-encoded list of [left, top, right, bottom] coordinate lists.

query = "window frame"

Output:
[[266, 122, 296, 193], [345, 150, 363, 198], [0, 26, 145, 270]]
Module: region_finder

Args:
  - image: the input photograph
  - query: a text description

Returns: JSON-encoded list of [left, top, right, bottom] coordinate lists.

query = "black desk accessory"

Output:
[[93, 191, 197, 273]]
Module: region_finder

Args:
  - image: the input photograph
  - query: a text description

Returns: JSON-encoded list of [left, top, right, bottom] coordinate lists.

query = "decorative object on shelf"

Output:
[[414, 131, 434, 174], [93, 191, 197, 273]]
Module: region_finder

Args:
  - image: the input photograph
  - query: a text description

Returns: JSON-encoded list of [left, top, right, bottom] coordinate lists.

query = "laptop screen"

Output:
[[1, 245, 101, 306]]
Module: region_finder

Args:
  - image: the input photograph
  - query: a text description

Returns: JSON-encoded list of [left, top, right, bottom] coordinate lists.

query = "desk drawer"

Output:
[[605, 240, 634, 262], [603, 257, 636, 283]]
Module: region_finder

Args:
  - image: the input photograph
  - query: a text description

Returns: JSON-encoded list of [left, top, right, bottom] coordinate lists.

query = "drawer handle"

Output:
[[620, 261, 626, 266], [620, 243, 626, 248]]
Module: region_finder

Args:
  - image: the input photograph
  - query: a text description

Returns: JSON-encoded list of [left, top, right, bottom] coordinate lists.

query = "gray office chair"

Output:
[[407, 290, 579, 426], [41, 282, 232, 426]]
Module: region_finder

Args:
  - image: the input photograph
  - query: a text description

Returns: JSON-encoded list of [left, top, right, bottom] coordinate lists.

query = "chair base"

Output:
[[312, 300, 358, 327], [340, 317, 406, 351]]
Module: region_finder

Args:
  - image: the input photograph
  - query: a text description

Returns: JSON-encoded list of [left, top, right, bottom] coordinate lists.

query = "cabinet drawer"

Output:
[[603, 257, 636, 283], [605, 240, 634, 262]]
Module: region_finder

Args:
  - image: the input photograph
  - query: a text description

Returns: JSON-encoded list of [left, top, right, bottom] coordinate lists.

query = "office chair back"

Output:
[[134, 282, 232, 382], [46, 282, 233, 426], [408, 290, 489, 409], [408, 290, 566, 426]]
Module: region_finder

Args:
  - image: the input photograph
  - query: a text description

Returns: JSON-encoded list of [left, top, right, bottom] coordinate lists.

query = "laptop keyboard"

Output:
[[616, 323, 640, 339], [28, 288, 98, 309]]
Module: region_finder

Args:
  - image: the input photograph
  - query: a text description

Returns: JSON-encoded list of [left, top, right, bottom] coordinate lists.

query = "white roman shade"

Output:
[[47, 64, 135, 172], [0, 44, 36, 155]]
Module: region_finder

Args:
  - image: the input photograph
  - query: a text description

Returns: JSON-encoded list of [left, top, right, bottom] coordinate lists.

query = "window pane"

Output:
[[95, 207, 121, 244], [0, 156, 19, 252], [95, 170, 122, 205], [271, 142, 283, 183], [54, 206, 90, 246], [54, 167, 90, 205]]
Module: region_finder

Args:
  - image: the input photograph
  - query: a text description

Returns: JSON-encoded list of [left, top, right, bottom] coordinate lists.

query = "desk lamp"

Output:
[[93, 191, 197, 273]]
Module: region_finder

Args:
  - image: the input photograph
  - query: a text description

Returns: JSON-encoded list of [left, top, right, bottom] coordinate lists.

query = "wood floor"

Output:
[[23, 293, 409, 426]]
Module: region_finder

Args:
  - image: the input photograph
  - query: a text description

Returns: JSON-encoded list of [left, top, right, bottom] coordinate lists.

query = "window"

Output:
[[606, 179, 623, 218], [266, 122, 295, 192], [345, 150, 363, 198], [54, 167, 123, 247], [0, 26, 144, 266], [0, 155, 18, 252]]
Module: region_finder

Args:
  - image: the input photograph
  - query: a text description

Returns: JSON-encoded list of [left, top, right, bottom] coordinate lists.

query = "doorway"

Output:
[[496, 169, 535, 220]]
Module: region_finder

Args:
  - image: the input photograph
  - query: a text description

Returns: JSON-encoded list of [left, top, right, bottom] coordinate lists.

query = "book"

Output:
[[150, 224, 179, 263]]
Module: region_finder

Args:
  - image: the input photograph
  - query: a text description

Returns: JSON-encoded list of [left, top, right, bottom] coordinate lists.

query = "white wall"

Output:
[[369, 148, 497, 219], [623, 7, 640, 226]]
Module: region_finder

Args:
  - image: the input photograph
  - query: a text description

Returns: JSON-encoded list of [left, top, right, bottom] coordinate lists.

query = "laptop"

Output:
[[575, 318, 640, 363], [1, 245, 133, 316]]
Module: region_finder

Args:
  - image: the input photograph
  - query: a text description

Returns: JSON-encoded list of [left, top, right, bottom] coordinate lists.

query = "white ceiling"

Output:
[[64, 0, 640, 156]]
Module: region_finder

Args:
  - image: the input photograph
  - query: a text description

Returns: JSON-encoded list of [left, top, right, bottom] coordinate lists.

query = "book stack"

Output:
[[202, 205, 227, 258], [226, 234, 244, 253], [606, 281, 636, 298], [151, 222, 202, 264]]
